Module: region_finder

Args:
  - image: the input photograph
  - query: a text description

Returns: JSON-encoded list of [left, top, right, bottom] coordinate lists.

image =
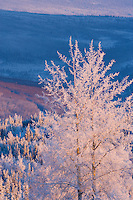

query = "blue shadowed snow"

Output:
[[0, 10, 133, 87]]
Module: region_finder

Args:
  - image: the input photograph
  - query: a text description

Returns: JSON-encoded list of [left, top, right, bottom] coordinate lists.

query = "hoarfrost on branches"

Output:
[[38, 37, 133, 199]]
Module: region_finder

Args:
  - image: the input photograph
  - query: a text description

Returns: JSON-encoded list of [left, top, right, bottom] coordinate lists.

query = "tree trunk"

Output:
[[92, 140, 96, 199], [77, 142, 82, 200], [77, 156, 82, 200], [78, 189, 82, 200]]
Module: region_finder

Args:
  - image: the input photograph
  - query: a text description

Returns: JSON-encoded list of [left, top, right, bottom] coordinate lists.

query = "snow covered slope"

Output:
[[0, 0, 133, 17], [0, 10, 132, 84]]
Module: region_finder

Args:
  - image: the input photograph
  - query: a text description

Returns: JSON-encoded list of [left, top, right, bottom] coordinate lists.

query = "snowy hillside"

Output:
[[0, 0, 133, 17], [0, 10, 133, 84]]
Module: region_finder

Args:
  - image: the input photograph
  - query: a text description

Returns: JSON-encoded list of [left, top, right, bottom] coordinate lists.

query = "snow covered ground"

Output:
[[0, 10, 132, 83], [0, 0, 133, 17]]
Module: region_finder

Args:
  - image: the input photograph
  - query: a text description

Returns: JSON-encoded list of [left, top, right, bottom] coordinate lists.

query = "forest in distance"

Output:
[[0, 10, 133, 83]]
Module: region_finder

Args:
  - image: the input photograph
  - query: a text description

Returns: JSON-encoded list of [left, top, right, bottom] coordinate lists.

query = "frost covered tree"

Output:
[[38, 38, 133, 199]]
